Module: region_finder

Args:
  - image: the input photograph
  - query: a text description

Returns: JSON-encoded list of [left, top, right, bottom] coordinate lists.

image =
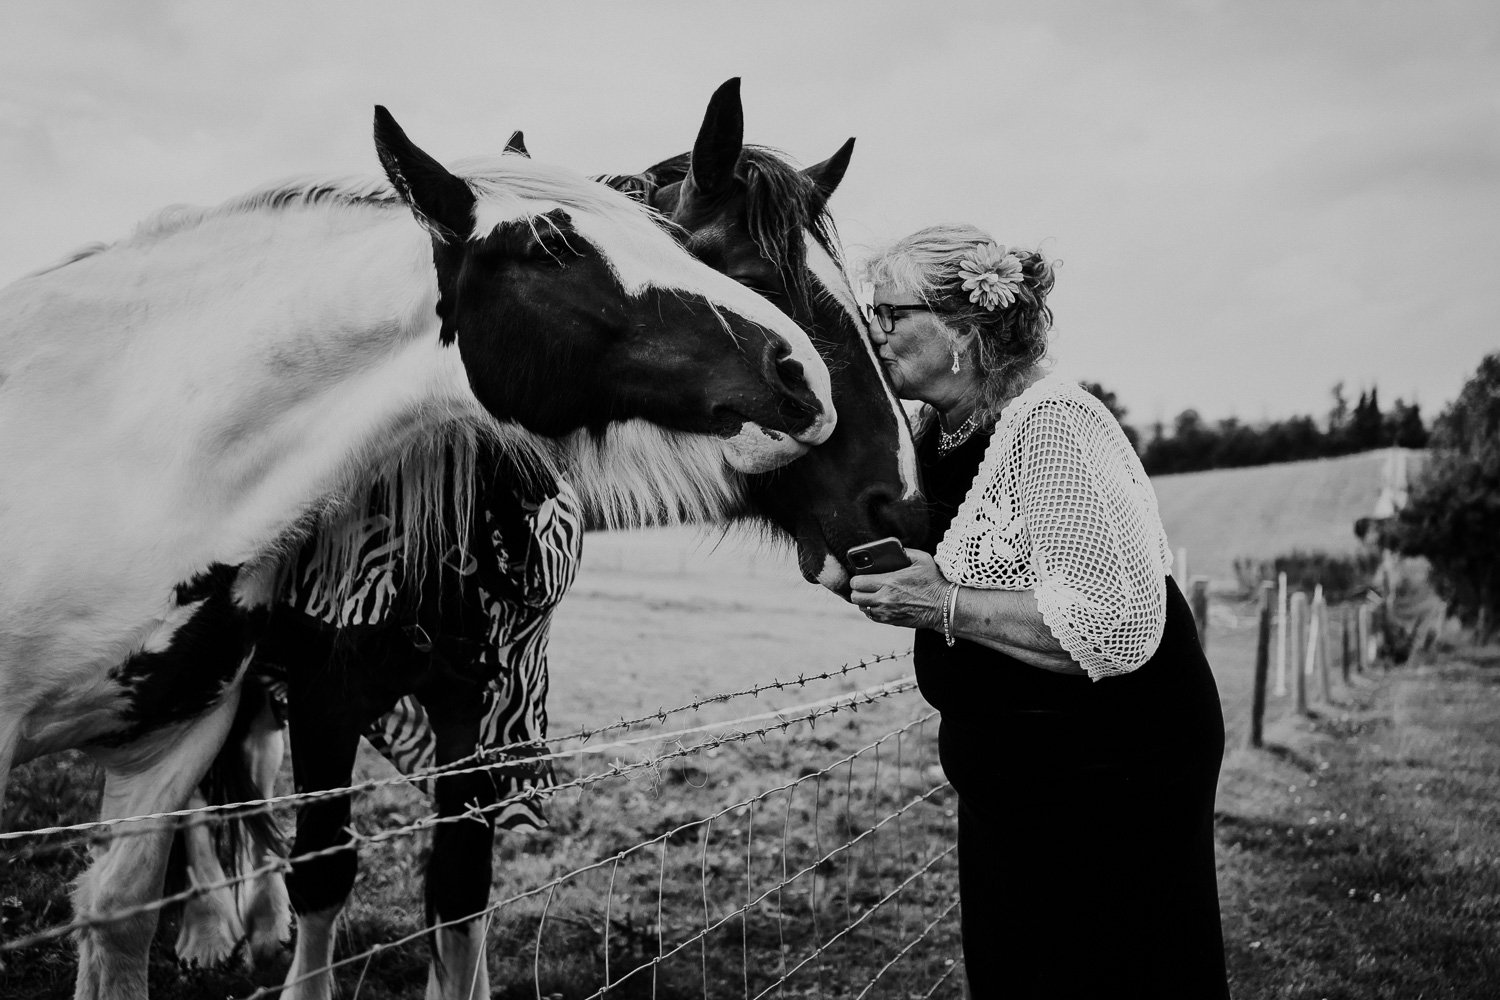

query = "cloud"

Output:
[[2, 1, 1496, 423]]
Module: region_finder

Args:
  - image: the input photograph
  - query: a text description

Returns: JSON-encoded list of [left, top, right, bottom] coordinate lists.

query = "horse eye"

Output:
[[735, 276, 779, 298], [530, 232, 580, 263]]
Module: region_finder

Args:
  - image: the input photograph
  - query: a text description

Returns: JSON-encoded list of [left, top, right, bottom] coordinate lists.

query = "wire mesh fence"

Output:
[[1, 650, 965, 999]]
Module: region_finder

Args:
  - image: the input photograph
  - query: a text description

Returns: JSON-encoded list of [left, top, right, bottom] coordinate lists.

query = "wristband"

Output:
[[941, 581, 960, 647]]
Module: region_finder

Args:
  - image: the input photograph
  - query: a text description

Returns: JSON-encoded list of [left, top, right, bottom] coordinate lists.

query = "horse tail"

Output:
[[203, 669, 287, 865], [165, 671, 286, 903]]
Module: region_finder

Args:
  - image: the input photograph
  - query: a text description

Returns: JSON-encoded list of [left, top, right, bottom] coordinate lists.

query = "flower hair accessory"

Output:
[[957, 244, 1025, 311]]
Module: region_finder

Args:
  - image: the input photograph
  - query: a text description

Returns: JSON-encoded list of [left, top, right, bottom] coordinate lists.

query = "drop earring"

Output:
[[951, 348, 961, 374]]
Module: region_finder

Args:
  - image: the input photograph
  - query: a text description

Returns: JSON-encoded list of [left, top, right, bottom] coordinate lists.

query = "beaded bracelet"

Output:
[[941, 581, 961, 647]]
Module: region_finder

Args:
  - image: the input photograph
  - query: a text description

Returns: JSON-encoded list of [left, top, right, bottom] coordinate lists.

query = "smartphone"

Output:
[[847, 537, 911, 574]]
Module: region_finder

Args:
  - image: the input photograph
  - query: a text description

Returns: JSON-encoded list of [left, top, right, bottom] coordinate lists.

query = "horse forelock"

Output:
[[633, 146, 843, 308], [741, 148, 842, 268], [457, 154, 752, 344], [458, 156, 672, 246]]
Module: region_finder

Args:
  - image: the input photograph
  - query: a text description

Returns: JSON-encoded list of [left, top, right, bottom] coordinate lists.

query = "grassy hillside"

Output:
[[1153, 449, 1425, 590]]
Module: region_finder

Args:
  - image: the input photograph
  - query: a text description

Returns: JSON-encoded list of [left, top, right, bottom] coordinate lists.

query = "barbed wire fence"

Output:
[[1, 648, 966, 998]]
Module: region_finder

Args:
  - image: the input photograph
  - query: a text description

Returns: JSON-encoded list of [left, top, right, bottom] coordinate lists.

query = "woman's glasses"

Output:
[[867, 302, 950, 333]]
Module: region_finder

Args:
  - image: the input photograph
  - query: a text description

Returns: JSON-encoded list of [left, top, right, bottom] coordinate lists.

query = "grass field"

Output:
[[4, 525, 1498, 998], [1153, 449, 1423, 589]]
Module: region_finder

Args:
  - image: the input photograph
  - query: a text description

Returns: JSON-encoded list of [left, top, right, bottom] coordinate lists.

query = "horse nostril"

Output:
[[769, 346, 818, 417], [775, 353, 806, 390]]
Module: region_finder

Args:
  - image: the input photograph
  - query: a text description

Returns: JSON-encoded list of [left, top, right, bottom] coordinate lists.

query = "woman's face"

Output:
[[868, 281, 959, 403]]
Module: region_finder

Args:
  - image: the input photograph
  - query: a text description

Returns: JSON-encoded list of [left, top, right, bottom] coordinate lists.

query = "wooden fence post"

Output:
[[1350, 602, 1362, 689], [1247, 581, 1274, 749], [1292, 591, 1309, 717], [1316, 590, 1334, 704], [1274, 572, 1288, 696], [1189, 577, 1210, 650], [1305, 584, 1323, 704], [1175, 547, 1189, 588], [1356, 604, 1371, 673], [1381, 564, 1394, 669]]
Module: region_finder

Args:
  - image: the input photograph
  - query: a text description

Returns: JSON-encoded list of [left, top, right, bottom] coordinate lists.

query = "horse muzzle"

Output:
[[720, 423, 812, 473]]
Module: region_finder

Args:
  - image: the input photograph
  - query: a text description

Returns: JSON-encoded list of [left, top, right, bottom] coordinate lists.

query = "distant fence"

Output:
[[1173, 545, 1381, 750], [1238, 573, 1381, 748], [0, 650, 965, 998]]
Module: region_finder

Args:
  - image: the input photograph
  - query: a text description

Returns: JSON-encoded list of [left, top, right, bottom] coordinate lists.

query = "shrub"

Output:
[[1386, 353, 1500, 641], [1232, 548, 1382, 601]]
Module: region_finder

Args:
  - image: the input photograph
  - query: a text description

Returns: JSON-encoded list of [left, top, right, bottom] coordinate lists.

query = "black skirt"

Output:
[[913, 425, 1229, 1000]]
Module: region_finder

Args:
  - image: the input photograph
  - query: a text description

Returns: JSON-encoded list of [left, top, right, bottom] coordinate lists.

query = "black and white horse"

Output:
[[0, 107, 837, 1000], [179, 81, 926, 1000]]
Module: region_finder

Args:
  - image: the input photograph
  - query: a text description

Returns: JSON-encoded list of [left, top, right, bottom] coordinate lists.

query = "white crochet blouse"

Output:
[[934, 375, 1174, 680]]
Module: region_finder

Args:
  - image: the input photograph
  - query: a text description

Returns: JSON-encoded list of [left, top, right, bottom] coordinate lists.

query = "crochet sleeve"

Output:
[[1011, 397, 1167, 679]]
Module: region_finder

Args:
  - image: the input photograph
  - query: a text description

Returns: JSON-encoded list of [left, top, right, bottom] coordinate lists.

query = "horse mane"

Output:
[[554, 421, 744, 529], [29, 153, 673, 279], [294, 408, 745, 606], [611, 145, 845, 310]]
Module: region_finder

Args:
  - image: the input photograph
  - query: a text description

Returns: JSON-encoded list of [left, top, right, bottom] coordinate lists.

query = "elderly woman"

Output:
[[851, 225, 1228, 999]]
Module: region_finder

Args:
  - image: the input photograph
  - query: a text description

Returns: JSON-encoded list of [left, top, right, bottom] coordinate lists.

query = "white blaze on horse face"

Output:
[[802, 235, 920, 501], [469, 192, 837, 452]]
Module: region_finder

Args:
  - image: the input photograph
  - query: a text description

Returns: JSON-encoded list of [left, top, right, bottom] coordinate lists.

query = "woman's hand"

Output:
[[848, 549, 949, 631]]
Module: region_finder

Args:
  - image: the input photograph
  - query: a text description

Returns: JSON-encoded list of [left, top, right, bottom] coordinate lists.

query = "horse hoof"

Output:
[[246, 927, 289, 966], [176, 884, 248, 969], [174, 924, 241, 969], [242, 876, 292, 966]]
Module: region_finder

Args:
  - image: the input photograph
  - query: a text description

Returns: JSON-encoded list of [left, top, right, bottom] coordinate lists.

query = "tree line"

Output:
[[1079, 381, 1430, 475], [1079, 357, 1499, 643]]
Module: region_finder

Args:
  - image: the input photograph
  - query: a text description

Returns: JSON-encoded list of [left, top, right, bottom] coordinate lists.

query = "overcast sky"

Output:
[[2, 1, 1495, 428]]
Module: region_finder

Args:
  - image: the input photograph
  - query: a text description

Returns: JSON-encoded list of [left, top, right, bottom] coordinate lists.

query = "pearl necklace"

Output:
[[938, 410, 981, 456]]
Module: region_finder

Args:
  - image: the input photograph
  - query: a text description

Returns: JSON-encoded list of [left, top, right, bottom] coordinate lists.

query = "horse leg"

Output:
[[235, 689, 291, 965], [280, 667, 363, 1000], [73, 691, 242, 1000], [423, 698, 497, 1000], [171, 674, 290, 969], [173, 790, 247, 968]]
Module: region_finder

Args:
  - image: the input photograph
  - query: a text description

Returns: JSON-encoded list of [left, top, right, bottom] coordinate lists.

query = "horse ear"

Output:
[[803, 137, 855, 205], [373, 105, 476, 243], [504, 130, 530, 158], [683, 77, 744, 203]]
